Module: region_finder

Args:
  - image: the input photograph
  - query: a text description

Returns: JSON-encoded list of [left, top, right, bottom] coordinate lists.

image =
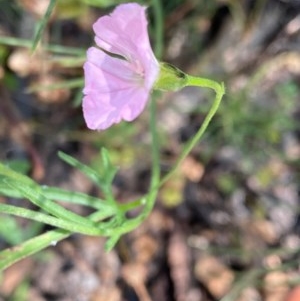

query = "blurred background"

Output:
[[1, 0, 300, 300]]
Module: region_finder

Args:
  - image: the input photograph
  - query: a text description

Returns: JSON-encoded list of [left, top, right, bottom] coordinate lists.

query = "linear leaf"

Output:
[[0, 36, 85, 55], [58, 151, 105, 187], [0, 203, 106, 236], [0, 164, 97, 227], [4, 179, 96, 228], [31, 0, 57, 52], [0, 229, 69, 271], [41, 186, 108, 210]]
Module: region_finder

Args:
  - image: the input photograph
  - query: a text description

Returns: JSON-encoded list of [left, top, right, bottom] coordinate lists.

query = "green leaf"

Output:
[[0, 229, 70, 271], [0, 203, 106, 236], [4, 179, 97, 228], [0, 215, 24, 245], [0, 163, 99, 227], [0, 181, 22, 198], [58, 151, 105, 187], [5, 159, 31, 174], [104, 234, 121, 251], [0, 162, 35, 186], [41, 186, 109, 210], [0, 179, 113, 212], [101, 148, 118, 184], [31, 0, 57, 52], [0, 36, 85, 55]]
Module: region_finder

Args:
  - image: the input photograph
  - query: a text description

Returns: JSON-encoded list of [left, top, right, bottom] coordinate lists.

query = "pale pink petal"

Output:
[[83, 48, 137, 95], [83, 87, 148, 130], [82, 3, 159, 131], [93, 3, 149, 60]]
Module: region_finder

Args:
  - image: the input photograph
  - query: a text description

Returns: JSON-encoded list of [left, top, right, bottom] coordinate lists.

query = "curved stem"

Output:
[[160, 76, 225, 185]]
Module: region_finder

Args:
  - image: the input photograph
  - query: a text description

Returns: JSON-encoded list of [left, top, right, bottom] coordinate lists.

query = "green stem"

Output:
[[101, 0, 164, 239], [152, 0, 164, 59], [106, 75, 224, 237], [110, 94, 161, 236], [143, 94, 161, 217], [161, 76, 225, 185], [187, 76, 224, 92]]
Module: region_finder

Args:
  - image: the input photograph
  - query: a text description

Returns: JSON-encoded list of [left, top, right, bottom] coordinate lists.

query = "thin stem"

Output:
[[129, 0, 163, 222], [152, 0, 164, 59], [112, 77, 224, 235], [143, 94, 161, 216], [187, 76, 223, 92], [31, 0, 57, 52], [161, 76, 225, 185], [102, 93, 162, 237]]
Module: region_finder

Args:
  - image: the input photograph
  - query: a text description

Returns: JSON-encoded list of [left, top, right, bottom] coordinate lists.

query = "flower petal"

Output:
[[83, 47, 137, 95], [83, 87, 149, 130], [93, 3, 152, 62], [82, 3, 159, 130]]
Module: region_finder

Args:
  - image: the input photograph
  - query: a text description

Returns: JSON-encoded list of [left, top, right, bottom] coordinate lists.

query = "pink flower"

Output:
[[82, 3, 159, 130]]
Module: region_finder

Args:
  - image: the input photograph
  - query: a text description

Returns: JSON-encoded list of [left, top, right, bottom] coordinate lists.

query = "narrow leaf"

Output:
[[0, 215, 24, 245], [41, 186, 109, 210], [31, 0, 57, 52], [1, 163, 90, 224], [105, 234, 121, 251], [58, 151, 105, 186], [0, 229, 69, 271], [0, 36, 85, 55], [101, 148, 118, 184], [4, 179, 96, 228], [0, 203, 106, 236]]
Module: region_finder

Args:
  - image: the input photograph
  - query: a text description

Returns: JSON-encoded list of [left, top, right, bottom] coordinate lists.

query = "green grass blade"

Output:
[[31, 0, 57, 52], [0, 36, 85, 55]]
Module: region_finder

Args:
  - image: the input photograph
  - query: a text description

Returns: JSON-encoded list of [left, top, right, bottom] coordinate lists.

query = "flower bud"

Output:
[[154, 62, 188, 91]]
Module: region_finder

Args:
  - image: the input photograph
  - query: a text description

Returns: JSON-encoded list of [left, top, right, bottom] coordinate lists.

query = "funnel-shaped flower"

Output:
[[83, 3, 159, 130]]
